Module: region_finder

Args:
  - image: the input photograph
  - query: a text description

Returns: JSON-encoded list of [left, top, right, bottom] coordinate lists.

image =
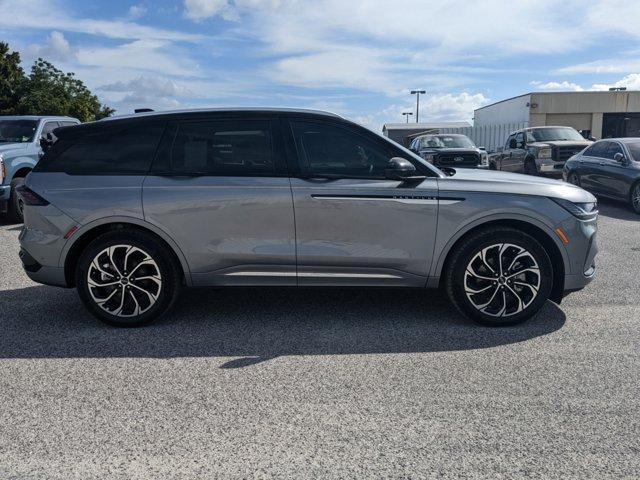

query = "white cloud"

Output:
[[0, 0, 203, 42], [27, 31, 76, 61], [556, 59, 640, 75], [98, 76, 195, 113], [530, 80, 585, 92], [356, 92, 489, 131], [184, 0, 237, 21], [128, 4, 147, 19], [592, 74, 640, 91]]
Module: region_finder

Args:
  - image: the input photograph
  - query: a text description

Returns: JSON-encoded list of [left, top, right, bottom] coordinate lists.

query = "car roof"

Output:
[[98, 107, 343, 123], [0, 115, 79, 122], [597, 137, 640, 143]]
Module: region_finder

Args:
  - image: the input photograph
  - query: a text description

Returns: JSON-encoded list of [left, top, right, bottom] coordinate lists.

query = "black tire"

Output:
[[567, 172, 581, 187], [8, 177, 25, 223], [524, 159, 538, 176], [489, 162, 497, 170], [631, 182, 640, 215], [445, 227, 553, 327], [76, 229, 182, 327]]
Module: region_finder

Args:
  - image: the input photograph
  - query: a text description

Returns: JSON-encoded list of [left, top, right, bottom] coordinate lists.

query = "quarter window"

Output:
[[169, 121, 274, 175], [291, 121, 392, 178], [38, 124, 164, 175]]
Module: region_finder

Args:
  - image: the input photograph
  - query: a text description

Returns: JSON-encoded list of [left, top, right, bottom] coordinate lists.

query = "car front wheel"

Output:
[[76, 230, 182, 327], [631, 182, 640, 215], [445, 227, 553, 326]]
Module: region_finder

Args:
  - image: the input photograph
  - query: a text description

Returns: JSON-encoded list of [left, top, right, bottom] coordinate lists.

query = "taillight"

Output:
[[16, 185, 49, 206]]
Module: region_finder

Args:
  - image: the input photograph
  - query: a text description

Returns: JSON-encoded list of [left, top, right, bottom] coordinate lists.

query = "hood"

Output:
[[436, 168, 596, 204], [528, 140, 591, 148], [0, 142, 29, 155]]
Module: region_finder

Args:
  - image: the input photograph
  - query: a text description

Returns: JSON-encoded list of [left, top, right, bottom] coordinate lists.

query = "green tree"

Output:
[[17, 59, 114, 122], [0, 42, 25, 115]]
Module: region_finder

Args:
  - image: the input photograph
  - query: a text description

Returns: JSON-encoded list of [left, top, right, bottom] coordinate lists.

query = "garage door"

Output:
[[545, 113, 593, 131]]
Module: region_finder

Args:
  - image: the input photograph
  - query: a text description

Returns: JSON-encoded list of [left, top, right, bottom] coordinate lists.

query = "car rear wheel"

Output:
[[524, 159, 538, 176], [76, 230, 182, 327], [8, 177, 25, 222], [631, 182, 640, 215], [445, 227, 553, 326]]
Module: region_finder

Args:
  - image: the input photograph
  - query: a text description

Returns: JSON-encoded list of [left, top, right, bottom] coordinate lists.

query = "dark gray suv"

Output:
[[19, 109, 598, 327]]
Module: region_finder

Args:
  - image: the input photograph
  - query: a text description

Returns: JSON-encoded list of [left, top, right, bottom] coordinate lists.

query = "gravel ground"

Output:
[[0, 199, 638, 479]]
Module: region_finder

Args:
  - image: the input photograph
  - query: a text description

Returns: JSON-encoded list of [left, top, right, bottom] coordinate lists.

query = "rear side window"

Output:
[[38, 124, 164, 175], [168, 120, 274, 175]]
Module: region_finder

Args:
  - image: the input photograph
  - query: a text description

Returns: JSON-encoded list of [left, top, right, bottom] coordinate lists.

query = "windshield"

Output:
[[529, 127, 585, 142], [424, 135, 475, 148], [0, 120, 38, 143], [627, 143, 640, 162]]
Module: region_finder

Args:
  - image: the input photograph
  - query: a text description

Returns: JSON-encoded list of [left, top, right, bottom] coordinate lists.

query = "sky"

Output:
[[1, 0, 640, 131]]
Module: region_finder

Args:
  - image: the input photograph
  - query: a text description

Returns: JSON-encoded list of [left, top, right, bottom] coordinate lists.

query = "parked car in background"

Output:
[[0, 116, 80, 221], [19, 108, 597, 328], [409, 134, 487, 169], [563, 138, 640, 214], [489, 126, 591, 177]]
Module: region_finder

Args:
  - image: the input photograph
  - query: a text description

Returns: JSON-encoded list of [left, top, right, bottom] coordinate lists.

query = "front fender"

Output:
[[430, 199, 570, 283], [6, 156, 37, 180]]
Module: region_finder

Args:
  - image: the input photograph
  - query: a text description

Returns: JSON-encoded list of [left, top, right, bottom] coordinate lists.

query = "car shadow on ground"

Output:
[[0, 285, 566, 367], [596, 197, 639, 221]]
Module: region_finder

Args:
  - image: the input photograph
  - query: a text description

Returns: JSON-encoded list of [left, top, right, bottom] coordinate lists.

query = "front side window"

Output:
[[0, 120, 38, 143], [291, 121, 392, 178], [627, 143, 640, 162], [515, 132, 525, 147], [169, 120, 274, 175], [38, 124, 164, 175], [583, 142, 607, 158], [605, 142, 624, 160]]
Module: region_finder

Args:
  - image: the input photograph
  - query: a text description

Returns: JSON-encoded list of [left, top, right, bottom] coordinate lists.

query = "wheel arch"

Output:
[[61, 218, 192, 288], [434, 215, 567, 303]]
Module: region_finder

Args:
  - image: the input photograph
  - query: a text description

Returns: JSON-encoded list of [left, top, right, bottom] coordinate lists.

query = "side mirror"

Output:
[[614, 152, 627, 164], [385, 157, 419, 180], [509, 138, 517, 149]]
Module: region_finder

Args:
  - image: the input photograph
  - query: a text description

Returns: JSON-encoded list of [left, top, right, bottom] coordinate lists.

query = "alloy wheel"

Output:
[[464, 243, 541, 317], [87, 244, 162, 317], [633, 184, 640, 212]]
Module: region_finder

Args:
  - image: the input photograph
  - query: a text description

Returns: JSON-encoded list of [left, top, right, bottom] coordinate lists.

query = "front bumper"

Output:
[[538, 159, 565, 174], [559, 213, 598, 296]]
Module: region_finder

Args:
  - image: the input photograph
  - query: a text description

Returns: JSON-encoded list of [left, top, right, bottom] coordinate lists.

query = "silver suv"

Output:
[[19, 109, 598, 327]]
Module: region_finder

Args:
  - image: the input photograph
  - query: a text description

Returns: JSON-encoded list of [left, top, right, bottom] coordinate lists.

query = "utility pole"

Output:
[[402, 112, 413, 123], [410, 90, 426, 123]]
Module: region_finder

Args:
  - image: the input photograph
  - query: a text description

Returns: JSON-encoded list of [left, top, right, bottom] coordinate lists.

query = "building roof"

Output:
[[475, 90, 640, 112], [0, 115, 78, 121], [383, 121, 471, 131]]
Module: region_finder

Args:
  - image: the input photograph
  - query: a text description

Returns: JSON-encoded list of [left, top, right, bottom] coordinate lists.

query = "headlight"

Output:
[[538, 147, 553, 159], [550, 197, 598, 220], [424, 154, 435, 163], [481, 152, 489, 166]]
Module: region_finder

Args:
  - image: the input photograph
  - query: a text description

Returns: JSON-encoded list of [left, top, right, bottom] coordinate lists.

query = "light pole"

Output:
[[410, 90, 426, 123], [402, 112, 413, 123]]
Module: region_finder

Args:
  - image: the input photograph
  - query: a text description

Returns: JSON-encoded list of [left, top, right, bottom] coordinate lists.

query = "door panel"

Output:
[[143, 118, 296, 286], [290, 178, 439, 286], [143, 176, 296, 285]]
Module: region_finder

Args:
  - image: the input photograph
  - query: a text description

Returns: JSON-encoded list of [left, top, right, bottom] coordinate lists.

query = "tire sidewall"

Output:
[[631, 183, 640, 214], [447, 229, 553, 326], [76, 231, 180, 327], [9, 177, 25, 222]]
